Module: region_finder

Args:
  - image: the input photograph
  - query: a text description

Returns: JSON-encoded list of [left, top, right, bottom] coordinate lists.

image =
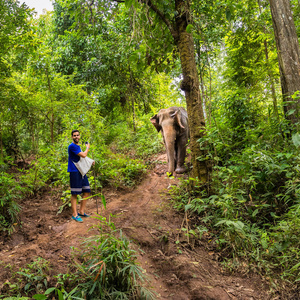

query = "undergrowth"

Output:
[[1, 257, 52, 298], [170, 125, 300, 294], [0, 171, 23, 234], [105, 117, 163, 159], [68, 215, 155, 299], [1, 217, 155, 300]]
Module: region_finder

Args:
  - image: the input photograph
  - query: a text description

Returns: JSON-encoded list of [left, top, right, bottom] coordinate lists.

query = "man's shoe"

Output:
[[72, 215, 83, 222], [78, 212, 90, 217]]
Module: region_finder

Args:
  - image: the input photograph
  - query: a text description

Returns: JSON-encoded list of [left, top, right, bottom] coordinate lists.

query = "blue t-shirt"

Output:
[[68, 143, 81, 172]]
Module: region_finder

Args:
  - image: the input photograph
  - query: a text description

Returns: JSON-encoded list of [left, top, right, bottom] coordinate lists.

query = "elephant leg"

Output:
[[162, 127, 176, 175], [174, 143, 178, 170], [175, 137, 187, 174]]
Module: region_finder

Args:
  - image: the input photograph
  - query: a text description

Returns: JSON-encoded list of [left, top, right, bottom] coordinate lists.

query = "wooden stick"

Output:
[[91, 149, 98, 214]]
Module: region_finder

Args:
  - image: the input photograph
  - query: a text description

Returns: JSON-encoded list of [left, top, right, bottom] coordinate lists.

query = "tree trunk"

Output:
[[208, 57, 212, 126], [29, 116, 36, 154], [263, 39, 279, 120], [173, 0, 209, 182], [0, 123, 3, 160], [129, 69, 136, 132], [46, 68, 54, 144], [51, 112, 54, 144], [269, 0, 300, 125], [258, 0, 279, 120], [196, 41, 207, 120], [131, 95, 136, 132], [199, 67, 207, 119]]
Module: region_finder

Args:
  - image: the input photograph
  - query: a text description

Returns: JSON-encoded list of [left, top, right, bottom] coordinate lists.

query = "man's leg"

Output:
[[79, 175, 91, 216], [69, 172, 84, 221], [71, 194, 78, 217], [79, 192, 90, 215]]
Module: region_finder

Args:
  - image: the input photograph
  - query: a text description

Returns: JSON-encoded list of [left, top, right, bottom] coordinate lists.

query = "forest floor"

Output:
[[0, 153, 274, 299]]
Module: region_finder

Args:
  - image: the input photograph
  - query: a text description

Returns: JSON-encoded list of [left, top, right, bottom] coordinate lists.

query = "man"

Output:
[[68, 129, 92, 222]]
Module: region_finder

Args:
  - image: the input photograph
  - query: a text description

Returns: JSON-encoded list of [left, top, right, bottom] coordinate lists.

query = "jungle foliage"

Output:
[[1, 218, 154, 300], [2, 0, 300, 296]]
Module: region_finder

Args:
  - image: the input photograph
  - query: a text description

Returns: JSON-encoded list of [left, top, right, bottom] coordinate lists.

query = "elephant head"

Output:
[[150, 106, 189, 175]]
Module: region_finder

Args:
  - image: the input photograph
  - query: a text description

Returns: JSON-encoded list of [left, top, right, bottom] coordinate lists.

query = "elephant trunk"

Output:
[[162, 126, 176, 175]]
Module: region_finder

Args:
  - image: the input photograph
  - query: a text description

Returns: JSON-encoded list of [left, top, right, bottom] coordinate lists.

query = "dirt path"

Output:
[[0, 154, 271, 299]]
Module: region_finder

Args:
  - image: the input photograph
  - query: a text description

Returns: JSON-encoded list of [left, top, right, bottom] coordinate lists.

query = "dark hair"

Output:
[[71, 130, 80, 136]]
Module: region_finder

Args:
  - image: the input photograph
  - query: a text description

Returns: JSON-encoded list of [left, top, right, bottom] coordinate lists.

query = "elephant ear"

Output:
[[171, 110, 185, 129], [150, 114, 162, 132]]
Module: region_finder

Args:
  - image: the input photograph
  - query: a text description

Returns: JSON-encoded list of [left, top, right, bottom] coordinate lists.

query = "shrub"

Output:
[[68, 216, 155, 299], [0, 173, 23, 234], [1, 258, 51, 297], [93, 149, 147, 188], [170, 131, 300, 288], [19, 147, 69, 195], [105, 119, 163, 159]]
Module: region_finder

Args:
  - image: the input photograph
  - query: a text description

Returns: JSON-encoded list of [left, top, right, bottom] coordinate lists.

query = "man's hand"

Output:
[[78, 143, 90, 158]]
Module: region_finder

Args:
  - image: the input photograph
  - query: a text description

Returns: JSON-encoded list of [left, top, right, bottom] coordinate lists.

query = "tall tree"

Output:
[[131, 0, 209, 182], [257, 0, 279, 119], [0, 0, 33, 160], [0, 0, 31, 78], [269, 0, 300, 126]]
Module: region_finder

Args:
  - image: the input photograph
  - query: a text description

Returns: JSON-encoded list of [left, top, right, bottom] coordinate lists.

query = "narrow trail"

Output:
[[0, 154, 270, 299]]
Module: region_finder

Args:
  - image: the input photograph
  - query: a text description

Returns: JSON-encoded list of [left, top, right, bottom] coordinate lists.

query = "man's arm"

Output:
[[77, 143, 90, 158]]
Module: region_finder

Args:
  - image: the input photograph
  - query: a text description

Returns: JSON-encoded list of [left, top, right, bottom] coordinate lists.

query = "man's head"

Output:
[[71, 130, 80, 144]]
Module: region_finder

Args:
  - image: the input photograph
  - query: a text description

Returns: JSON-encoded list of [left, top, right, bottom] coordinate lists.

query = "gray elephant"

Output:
[[150, 106, 189, 175]]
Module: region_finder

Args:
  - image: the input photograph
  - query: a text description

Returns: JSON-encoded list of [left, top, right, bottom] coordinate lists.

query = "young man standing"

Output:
[[68, 130, 92, 222]]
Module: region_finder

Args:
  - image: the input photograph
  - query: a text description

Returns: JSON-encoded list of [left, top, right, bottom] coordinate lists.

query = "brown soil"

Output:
[[0, 154, 273, 299]]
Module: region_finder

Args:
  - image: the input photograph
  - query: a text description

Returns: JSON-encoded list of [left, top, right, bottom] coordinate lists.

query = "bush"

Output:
[[170, 128, 300, 288], [0, 173, 23, 234], [69, 216, 155, 299], [19, 146, 69, 195], [104, 119, 163, 158], [93, 149, 147, 188], [1, 258, 51, 298]]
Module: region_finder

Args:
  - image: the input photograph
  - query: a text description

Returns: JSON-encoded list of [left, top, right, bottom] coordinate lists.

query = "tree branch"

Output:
[[139, 0, 177, 39]]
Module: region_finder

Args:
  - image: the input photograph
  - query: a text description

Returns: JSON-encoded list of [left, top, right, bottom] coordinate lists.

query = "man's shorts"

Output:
[[70, 172, 91, 195]]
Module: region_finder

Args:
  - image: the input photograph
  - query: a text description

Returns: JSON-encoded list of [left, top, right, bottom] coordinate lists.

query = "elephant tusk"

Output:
[[172, 111, 185, 129]]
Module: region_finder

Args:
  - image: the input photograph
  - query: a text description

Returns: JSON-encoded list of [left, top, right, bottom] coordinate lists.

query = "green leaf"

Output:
[[101, 194, 106, 209], [287, 109, 296, 115], [185, 204, 192, 211], [292, 133, 300, 147], [57, 289, 64, 300], [232, 221, 244, 230], [186, 24, 194, 33], [32, 295, 47, 300], [45, 287, 56, 294], [226, 9, 231, 21], [214, 219, 227, 227]]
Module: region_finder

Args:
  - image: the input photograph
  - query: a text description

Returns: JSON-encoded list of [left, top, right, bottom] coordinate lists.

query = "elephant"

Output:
[[150, 106, 189, 175]]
